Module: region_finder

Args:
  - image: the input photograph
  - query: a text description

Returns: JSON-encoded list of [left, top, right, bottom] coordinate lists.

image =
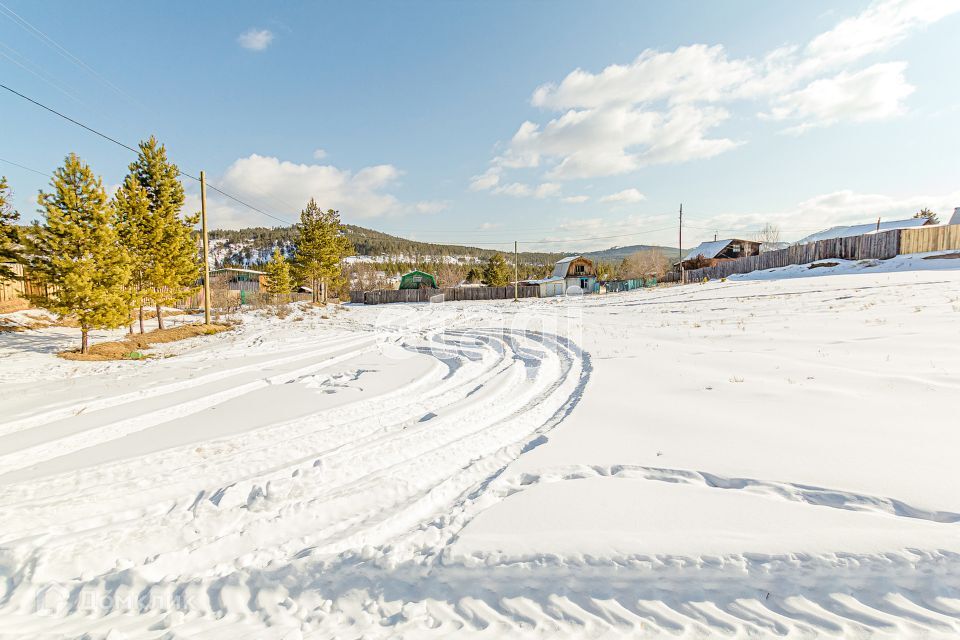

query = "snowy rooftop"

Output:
[[796, 218, 930, 244], [522, 276, 565, 285], [683, 239, 738, 261]]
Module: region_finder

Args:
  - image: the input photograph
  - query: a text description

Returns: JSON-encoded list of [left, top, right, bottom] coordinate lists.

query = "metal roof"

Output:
[[522, 276, 565, 285], [683, 240, 743, 261], [552, 255, 584, 278], [796, 218, 929, 244]]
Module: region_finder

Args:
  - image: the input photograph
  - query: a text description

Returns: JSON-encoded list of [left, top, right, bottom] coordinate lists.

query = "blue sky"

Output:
[[1, 0, 958, 251]]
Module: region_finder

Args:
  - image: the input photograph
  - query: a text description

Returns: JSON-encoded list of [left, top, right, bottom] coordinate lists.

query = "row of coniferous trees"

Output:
[[0, 136, 353, 354]]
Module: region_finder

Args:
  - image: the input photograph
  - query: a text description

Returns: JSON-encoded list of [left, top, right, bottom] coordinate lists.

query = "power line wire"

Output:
[[2, 148, 685, 248], [0, 156, 51, 177], [0, 0, 140, 107], [0, 41, 83, 104], [6, 83, 804, 244], [0, 82, 295, 225], [1, 81, 141, 154]]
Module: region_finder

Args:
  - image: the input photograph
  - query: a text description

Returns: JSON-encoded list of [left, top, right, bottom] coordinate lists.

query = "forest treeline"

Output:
[[208, 224, 569, 267]]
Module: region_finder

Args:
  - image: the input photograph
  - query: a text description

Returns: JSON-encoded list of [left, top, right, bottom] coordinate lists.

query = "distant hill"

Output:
[[584, 243, 684, 263], [206, 224, 681, 267]]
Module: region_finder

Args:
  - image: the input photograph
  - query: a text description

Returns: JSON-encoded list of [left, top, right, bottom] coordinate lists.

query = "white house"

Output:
[[521, 255, 597, 297]]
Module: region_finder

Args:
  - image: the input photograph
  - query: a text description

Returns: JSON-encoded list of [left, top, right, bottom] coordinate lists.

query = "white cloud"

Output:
[[532, 44, 753, 110], [472, 0, 959, 189], [238, 28, 274, 51], [216, 154, 402, 223], [485, 105, 738, 182], [600, 188, 646, 204], [766, 62, 915, 132], [413, 200, 448, 214], [678, 187, 960, 246], [312, 148, 328, 160], [506, 187, 960, 252], [487, 181, 561, 199], [479, 222, 502, 230], [804, 0, 960, 69], [534, 182, 561, 198], [562, 195, 589, 204], [469, 167, 501, 191]]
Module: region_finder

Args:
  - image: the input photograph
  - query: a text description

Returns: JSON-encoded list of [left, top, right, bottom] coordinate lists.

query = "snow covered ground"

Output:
[[1, 252, 960, 639]]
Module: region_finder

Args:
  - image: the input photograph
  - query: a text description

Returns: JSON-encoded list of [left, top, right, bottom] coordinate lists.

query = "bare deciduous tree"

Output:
[[345, 261, 389, 291], [621, 249, 671, 279], [432, 261, 466, 288], [755, 223, 781, 244]]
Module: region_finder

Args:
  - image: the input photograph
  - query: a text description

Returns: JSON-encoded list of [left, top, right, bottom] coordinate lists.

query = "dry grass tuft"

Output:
[[59, 323, 231, 361], [0, 298, 31, 314], [923, 252, 960, 260]]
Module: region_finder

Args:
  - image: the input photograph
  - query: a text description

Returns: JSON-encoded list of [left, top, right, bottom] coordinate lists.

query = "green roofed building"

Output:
[[399, 270, 438, 290]]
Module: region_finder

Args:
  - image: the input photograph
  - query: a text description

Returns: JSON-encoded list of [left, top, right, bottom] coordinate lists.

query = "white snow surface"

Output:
[[2, 252, 960, 638]]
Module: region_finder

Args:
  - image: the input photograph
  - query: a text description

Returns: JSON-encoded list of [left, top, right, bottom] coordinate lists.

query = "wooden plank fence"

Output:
[[0, 263, 57, 302], [665, 224, 960, 284], [351, 285, 541, 305], [900, 224, 960, 255]]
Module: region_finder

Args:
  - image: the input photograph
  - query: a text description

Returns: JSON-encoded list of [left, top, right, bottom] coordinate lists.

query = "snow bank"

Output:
[[1, 261, 960, 638]]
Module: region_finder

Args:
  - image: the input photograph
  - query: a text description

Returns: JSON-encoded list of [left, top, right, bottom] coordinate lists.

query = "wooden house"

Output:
[[205, 267, 267, 292], [521, 255, 596, 297], [678, 239, 761, 271]]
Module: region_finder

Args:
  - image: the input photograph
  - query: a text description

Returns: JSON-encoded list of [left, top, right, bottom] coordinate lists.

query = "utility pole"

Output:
[[514, 240, 519, 302], [200, 171, 212, 325], [678, 203, 684, 284], [876, 217, 881, 232]]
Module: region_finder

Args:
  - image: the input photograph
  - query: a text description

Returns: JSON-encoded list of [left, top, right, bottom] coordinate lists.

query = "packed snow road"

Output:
[[1, 253, 960, 639]]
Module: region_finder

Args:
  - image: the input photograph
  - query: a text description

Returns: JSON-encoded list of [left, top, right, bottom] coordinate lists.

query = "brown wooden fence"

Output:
[[900, 224, 960, 254], [0, 263, 57, 302], [352, 285, 541, 304], [664, 224, 960, 284]]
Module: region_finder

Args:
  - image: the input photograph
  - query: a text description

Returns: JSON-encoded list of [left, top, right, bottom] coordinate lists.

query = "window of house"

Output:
[[575, 264, 585, 274]]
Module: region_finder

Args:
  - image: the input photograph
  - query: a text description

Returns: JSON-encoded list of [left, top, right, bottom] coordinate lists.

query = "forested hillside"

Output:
[[207, 224, 569, 267], [207, 223, 681, 269]]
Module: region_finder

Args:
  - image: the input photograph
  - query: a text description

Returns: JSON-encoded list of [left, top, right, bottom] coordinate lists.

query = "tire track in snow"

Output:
[[0, 332, 370, 437], [484, 463, 960, 524], [0, 327, 587, 598]]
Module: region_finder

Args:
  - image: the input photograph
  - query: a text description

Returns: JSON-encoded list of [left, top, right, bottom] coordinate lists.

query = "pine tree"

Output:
[[914, 208, 940, 224], [125, 136, 200, 329], [0, 176, 22, 280], [482, 253, 511, 286], [264, 247, 293, 298], [293, 199, 354, 302], [28, 154, 130, 354], [113, 174, 152, 333]]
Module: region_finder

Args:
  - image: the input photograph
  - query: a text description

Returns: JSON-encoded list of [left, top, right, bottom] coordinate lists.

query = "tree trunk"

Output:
[[139, 306, 145, 334], [156, 304, 164, 330], [81, 327, 89, 354], [128, 311, 135, 335], [321, 281, 327, 304], [313, 279, 319, 303]]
